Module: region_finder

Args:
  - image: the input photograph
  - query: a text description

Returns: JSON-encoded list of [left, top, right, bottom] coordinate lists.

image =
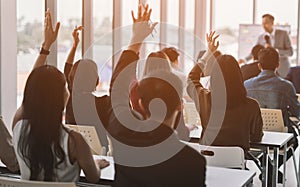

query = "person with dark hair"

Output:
[[243, 14, 293, 77], [244, 47, 300, 185], [0, 116, 19, 172], [240, 44, 264, 81], [63, 26, 110, 154], [187, 31, 263, 152], [12, 9, 109, 183], [286, 66, 300, 93], [107, 4, 206, 187]]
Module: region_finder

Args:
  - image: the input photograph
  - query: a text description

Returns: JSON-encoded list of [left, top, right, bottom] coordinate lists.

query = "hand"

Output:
[[238, 59, 245, 65], [72, 26, 84, 48], [96, 159, 110, 169], [43, 9, 60, 50], [265, 43, 272, 48], [130, 4, 158, 43], [206, 31, 220, 53]]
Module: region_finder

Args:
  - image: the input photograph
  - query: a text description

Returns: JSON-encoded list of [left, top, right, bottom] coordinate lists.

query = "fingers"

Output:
[[212, 34, 220, 45], [131, 10, 136, 22], [48, 9, 54, 30], [150, 22, 158, 31], [138, 4, 142, 19], [54, 22, 60, 38], [142, 4, 149, 20]]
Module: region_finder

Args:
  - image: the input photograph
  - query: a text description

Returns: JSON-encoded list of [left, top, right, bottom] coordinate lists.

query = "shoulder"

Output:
[[245, 97, 260, 109], [181, 144, 206, 164], [244, 77, 257, 87]]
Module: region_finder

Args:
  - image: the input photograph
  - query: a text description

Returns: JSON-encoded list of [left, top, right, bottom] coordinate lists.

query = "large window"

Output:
[[184, 0, 195, 74], [57, 0, 82, 71], [256, 0, 299, 66], [213, 0, 253, 58], [93, 0, 113, 91], [17, 0, 44, 107], [166, 0, 179, 47]]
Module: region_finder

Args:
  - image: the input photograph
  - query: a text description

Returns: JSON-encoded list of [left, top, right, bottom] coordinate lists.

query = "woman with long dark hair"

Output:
[[12, 9, 108, 183], [187, 31, 264, 152]]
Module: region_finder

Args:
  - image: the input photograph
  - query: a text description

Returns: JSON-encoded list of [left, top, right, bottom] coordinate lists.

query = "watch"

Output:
[[40, 47, 50, 55]]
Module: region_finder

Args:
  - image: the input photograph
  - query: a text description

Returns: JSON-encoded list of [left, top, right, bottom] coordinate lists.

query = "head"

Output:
[[68, 59, 99, 92], [262, 14, 274, 33], [138, 72, 183, 128], [161, 47, 180, 67], [211, 55, 247, 109], [20, 65, 68, 180], [251, 44, 264, 60], [258, 47, 279, 71], [143, 51, 172, 77]]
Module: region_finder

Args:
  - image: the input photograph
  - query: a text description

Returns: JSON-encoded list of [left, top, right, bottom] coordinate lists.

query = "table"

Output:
[[250, 131, 294, 187]]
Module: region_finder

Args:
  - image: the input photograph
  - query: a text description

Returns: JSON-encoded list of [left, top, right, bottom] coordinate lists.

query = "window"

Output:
[[166, 0, 179, 47], [213, 0, 253, 58], [256, 0, 299, 66], [17, 0, 44, 106], [184, 0, 195, 74], [93, 0, 113, 91], [57, 0, 82, 71]]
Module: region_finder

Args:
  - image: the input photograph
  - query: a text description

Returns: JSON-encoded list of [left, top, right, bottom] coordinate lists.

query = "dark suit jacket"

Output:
[[286, 66, 300, 93], [240, 61, 260, 81]]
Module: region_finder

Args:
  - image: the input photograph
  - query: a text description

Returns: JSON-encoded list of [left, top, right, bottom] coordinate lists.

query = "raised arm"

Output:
[[33, 9, 60, 70]]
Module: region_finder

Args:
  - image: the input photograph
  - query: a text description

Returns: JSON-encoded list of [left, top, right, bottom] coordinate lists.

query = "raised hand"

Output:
[[43, 9, 60, 50], [72, 26, 84, 48], [130, 4, 158, 44], [206, 31, 220, 53]]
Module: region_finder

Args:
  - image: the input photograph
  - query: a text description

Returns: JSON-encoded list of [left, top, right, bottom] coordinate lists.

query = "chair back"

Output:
[[0, 177, 75, 187], [183, 141, 245, 169], [260, 108, 285, 132], [65, 124, 105, 155]]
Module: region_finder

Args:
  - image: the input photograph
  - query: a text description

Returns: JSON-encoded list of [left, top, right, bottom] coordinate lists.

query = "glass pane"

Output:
[[213, 0, 253, 58], [166, 0, 179, 47], [256, 0, 298, 66], [17, 0, 44, 107], [93, 0, 113, 92], [184, 0, 195, 74], [57, 0, 82, 71]]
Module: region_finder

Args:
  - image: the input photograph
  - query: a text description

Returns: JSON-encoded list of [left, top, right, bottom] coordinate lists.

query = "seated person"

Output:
[[244, 47, 300, 184], [286, 66, 300, 93], [240, 44, 264, 81], [187, 31, 263, 153], [0, 116, 19, 172], [107, 5, 206, 187], [63, 26, 109, 153], [12, 9, 109, 183]]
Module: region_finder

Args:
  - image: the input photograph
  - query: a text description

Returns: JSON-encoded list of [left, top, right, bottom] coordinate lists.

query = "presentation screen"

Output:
[[238, 24, 291, 59]]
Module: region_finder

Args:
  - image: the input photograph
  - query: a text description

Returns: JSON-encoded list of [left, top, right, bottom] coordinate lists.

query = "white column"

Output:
[[82, 0, 93, 59], [46, 0, 58, 67], [178, 0, 185, 69], [112, 0, 122, 69], [160, 0, 167, 49], [0, 0, 17, 130], [194, 0, 208, 58]]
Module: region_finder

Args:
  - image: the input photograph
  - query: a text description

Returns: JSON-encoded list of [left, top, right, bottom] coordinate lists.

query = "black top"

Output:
[[286, 66, 300, 93], [240, 61, 260, 81], [107, 50, 206, 187]]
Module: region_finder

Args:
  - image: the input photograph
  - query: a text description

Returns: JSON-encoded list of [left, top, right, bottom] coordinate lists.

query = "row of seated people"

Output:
[[0, 4, 299, 187]]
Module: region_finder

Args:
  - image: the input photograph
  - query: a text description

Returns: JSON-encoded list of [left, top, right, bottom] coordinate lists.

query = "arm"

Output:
[[277, 31, 293, 57], [33, 9, 60, 70], [12, 105, 24, 131], [250, 103, 264, 142], [286, 84, 300, 118], [69, 131, 109, 183]]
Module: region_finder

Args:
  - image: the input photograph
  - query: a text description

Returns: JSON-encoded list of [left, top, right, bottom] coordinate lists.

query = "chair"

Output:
[[0, 176, 75, 187], [183, 102, 201, 125], [260, 108, 300, 186], [182, 141, 245, 169], [65, 124, 106, 155]]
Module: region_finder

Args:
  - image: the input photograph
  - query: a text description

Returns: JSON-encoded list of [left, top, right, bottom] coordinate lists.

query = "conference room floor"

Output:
[[248, 141, 299, 187]]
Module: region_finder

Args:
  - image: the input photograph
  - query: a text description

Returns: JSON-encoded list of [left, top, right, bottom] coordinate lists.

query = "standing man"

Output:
[[257, 14, 293, 77]]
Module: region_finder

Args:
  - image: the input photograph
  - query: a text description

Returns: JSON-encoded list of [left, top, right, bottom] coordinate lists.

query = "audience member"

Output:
[[107, 4, 206, 187], [187, 31, 263, 152], [12, 9, 109, 183], [286, 66, 300, 93], [240, 44, 264, 81]]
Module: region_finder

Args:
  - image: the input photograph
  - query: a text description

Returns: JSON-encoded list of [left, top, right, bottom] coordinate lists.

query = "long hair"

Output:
[[18, 65, 67, 181], [212, 55, 247, 109]]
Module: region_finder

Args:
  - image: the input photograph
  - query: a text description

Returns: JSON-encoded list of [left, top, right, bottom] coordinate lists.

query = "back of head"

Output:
[[21, 65, 67, 180], [258, 47, 279, 71], [161, 47, 179, 63], [138, 72, 183, 120], [143, 51, 171, 77], [251, 44, 264, 60], [213, 55, 247, 109], [69, 59, 99, 92]]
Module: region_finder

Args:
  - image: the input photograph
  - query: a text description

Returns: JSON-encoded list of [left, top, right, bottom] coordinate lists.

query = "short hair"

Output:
[[138, 72, 182, 119], [161, 47, 179, 63], [251, 44, 264, 60], [258, 47, 279, 70], [262, 14, 275, 22]]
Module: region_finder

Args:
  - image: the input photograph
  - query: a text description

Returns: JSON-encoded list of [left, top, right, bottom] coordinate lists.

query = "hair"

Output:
[[251, 44, 264, 60], [161, 47, 179, 63], [258, 47, 279, 71], [212, 55, 247, 109], [138, 72, 183, 120], [68, 59, 99, 92], [262, 14, 275, 22], [143, 51, 172, 77], [19, 65, 67, 181]]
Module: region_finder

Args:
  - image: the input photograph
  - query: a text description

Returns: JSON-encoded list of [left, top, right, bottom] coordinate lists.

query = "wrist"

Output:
[[40, 46, 50, 55], [42, 42, 51, 51]]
